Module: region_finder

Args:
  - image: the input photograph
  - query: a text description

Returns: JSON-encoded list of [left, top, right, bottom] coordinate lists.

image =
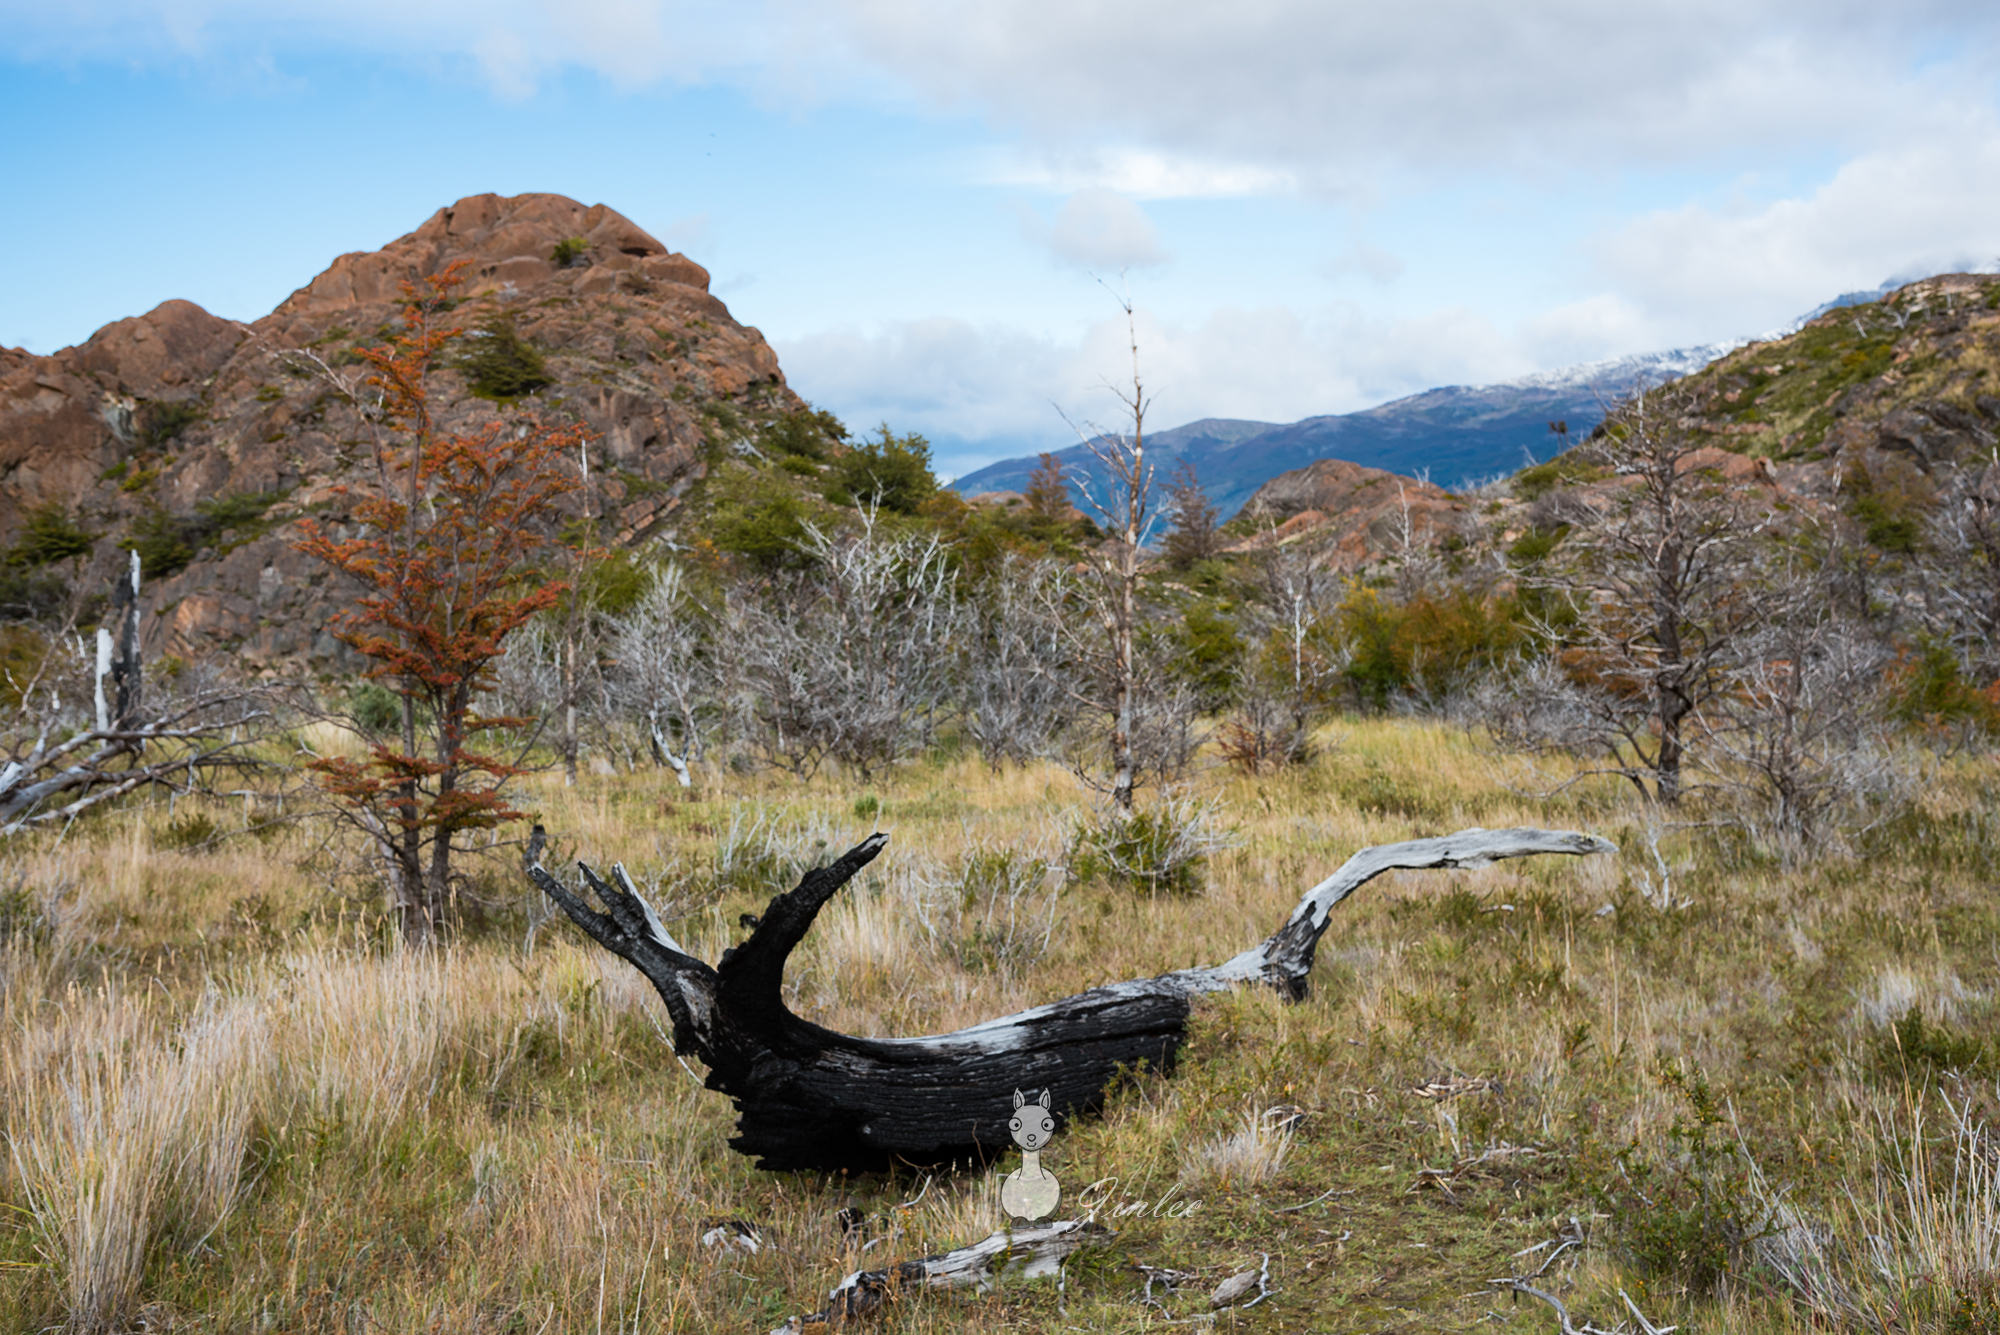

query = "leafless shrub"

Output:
[[1221, 541, 1344, 772], [0, 579, 289, 839], [897, 840, 1063, 979], [1699, 616, 1912, 861], [604, 561, 720, 784], [1512, 383, 1781, 805], [1914, 459, 2000, 688], [1059, 672, 1205, 795], [960, 556, 1077, 771], [736, 517, 962, 778], [1524, 486, 1597, 531]]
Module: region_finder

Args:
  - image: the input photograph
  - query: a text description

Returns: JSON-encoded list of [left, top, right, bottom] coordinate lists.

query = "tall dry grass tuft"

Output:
[[1185, 1106, 1295, 1190], [4, 990, 266, 1333], [272, 945, 454, 1134], [1866, 1093, 2000, 1304]]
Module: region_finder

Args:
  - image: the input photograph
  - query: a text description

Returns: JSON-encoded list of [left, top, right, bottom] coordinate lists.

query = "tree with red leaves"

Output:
[[295, 263, 584, 942]]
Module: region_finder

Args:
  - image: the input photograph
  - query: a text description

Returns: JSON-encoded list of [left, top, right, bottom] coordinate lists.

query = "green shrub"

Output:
[[350, 681, 403, 735], [156, 813, 221, 851], [1068, 800, 1227, 896], [1507, 525, 1566, 563], [143, 398, 204, 447], [1875, 1009, 1992, 1079], [458, 314, 553, 401], [1601, 1059, 1752, 1296], [1165, 601, 1245, 710], [761, 407, 848, 461], [6, 500, 96, 568], [1947, 1273, 2000, 1335], [120, 491, 284, 579], [706, 469, 818, 572], [1888, 637, 2000, 734], [551, 236, 588, 268], [825, 427, 937, 514], [1513, 453, 1610, 502]]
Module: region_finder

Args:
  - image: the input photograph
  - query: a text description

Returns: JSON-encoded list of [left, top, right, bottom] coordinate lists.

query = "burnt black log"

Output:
[[525, 824, 1613, 1171]]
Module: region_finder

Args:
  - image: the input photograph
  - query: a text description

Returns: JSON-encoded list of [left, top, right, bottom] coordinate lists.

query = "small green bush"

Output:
[[825, 427, 937, 514], [551, 236, 588, 268], [1601, 1059, 1752, 1296], [707, 469, 817, 572], [1875, 1009, 1991, 1079], [156, 813, 221, 852], [457, 314, 553, 402], [1165, 601, 1246, 711], [120, 491, 284, 579], [761, 408, 848, 461], [1513, 454, 1610, 502], [1068, 801, 1225, 896], [6, 500, 96, 568], [143, 398, 204, 447], [350, 681, 403, 735]]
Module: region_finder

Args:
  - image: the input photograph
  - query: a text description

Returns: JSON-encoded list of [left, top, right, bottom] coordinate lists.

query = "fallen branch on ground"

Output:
[[769, 1219, 1109, 1332], [526, 824, 1615, 1170]]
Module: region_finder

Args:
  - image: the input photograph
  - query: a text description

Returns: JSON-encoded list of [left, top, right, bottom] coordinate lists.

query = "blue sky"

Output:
[[5, 0, 2000, 478]]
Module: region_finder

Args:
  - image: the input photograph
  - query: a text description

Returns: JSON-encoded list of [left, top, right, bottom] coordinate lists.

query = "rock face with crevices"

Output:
[[0, 192, 798, 670]]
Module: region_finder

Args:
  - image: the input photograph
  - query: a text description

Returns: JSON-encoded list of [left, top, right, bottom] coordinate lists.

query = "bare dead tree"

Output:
[[1022, 452, 1072, 524], [1061, 281, 1160, 812], [0, 555, 287, 837], [1221, 538, 1344, 771], [1699, 551, 1908, 859], [526, 823, 1613, 1171], [491, 614, 605, 781], [736, 516, 962, 778], [1520, 384, 1778, 805], [1160, 458, 1224, 570], [1919, 455, 2000, 684], [604, 561, 718, 786]]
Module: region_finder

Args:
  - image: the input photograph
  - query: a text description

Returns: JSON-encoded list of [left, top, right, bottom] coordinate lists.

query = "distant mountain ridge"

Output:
[[950, 277, 1944, 519]]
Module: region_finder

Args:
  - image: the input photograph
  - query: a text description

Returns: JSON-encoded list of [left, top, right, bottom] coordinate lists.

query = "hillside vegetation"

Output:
[[3, 235, 2000, 1331], [2, 729, 1998, 1332]]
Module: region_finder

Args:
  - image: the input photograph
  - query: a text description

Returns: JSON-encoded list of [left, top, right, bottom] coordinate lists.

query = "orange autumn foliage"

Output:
[[294, 262, 585, 939]]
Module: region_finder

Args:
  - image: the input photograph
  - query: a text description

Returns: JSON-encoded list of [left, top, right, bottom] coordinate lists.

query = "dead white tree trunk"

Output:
[[771, 1219, 1109, 1332]]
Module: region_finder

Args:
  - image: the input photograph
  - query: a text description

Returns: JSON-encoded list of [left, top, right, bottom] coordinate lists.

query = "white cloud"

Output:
[[977, 146, 1295, 199], [13, 2, 1998, 184], [1517, 294, 1661, 368], [828, 0, 2000, 189], [1322, 240, 1405, 284], [1028, 188, 1168, 270], [1590, 125, 2000, 343], [776, 299, 1537, 472]]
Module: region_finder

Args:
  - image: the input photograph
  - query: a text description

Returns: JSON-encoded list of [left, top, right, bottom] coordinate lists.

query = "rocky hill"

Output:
[[1224, 272, 2000, 577], [0, 193, 797, 669]]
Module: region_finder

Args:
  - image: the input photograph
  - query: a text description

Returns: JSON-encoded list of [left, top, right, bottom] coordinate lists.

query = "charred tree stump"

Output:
[[525, 825, 1613, 1171]]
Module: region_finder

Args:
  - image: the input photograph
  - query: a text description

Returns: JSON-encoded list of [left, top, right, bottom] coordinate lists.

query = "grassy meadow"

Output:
[[2, 719, 1998, 1332]]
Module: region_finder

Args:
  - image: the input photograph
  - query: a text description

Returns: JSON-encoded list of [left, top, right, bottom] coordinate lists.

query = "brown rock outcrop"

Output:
[[1228, 457, 1470, 573], [0, 192, 799, 671]]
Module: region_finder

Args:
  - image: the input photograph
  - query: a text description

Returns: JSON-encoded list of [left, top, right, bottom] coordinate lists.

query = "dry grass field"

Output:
[[2, 719, 1998, 1333]]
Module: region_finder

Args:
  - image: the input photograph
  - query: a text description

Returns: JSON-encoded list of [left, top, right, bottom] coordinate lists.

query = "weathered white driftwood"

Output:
[[527, 825, 1615, 1170], [769, 1219, 1109, 1332]]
